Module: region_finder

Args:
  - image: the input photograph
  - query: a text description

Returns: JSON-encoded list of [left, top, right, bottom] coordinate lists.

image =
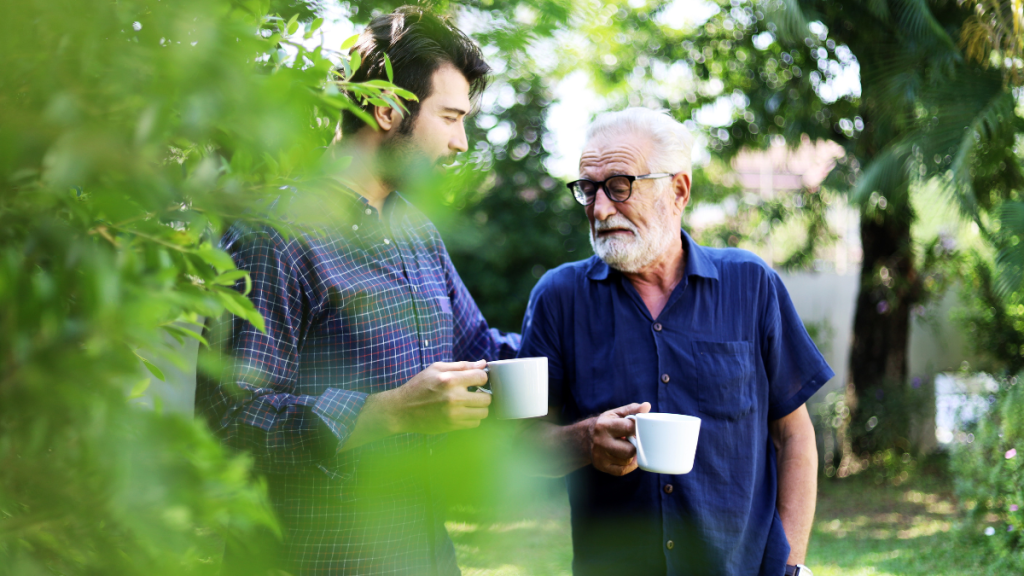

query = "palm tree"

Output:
[[786, 0, 1024, 456]]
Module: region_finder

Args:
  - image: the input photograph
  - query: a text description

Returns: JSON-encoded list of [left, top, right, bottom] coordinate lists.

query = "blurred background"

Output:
[[2, 0, 1024, 574]]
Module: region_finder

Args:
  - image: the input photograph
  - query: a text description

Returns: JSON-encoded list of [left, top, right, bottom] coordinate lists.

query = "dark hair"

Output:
[[338, 6, 490, 137]]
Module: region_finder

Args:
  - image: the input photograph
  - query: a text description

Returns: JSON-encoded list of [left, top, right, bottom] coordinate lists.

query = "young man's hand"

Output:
[[378, 360, 492, 435]]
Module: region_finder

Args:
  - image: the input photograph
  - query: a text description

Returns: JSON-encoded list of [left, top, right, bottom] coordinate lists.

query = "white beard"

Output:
[[589, 195, 677, 273]]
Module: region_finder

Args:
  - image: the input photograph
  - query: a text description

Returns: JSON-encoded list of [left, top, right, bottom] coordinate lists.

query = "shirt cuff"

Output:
[[768, 364, 835, 421], [312, 387, 369, 451]]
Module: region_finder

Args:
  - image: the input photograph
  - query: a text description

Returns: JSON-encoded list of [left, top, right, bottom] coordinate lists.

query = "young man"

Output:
[[196, 7, 517, 575]]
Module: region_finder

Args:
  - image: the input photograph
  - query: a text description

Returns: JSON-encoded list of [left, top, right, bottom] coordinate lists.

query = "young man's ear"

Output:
[[373, 105, 403, 133]]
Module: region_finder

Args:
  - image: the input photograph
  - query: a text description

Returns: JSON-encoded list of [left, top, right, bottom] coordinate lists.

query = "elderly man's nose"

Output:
[[591, 186, 617, 220]]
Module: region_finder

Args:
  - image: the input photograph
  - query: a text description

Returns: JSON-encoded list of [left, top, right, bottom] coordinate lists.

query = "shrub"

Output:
[[949, 373, 1024, 569]]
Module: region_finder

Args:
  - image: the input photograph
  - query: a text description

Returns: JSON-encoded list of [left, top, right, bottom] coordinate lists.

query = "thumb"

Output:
[[610, 402, 651, 418]]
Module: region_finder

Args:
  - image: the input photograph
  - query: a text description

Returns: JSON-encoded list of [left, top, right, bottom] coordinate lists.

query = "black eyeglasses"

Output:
[[566, 173, 675, 206]]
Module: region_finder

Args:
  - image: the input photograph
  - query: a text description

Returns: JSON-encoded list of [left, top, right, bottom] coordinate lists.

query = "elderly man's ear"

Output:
[[673, 173, 692, 211]]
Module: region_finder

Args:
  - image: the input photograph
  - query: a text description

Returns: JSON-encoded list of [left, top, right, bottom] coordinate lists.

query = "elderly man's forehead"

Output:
[[578, 134, 652, 173]]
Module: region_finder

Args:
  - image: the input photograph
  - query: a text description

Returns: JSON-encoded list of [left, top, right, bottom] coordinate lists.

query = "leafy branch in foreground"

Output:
[[0, 0, 416, 573]]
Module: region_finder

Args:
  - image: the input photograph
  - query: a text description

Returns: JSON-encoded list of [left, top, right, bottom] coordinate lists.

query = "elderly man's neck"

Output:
[[622, 243, 687, 320], [328, 132, 392, 212]]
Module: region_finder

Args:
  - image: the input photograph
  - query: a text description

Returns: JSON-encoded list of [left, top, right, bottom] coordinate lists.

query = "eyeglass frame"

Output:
[[566, 173, 677, 206]]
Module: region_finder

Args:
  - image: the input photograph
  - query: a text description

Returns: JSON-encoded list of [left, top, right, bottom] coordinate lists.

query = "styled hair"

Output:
[[584, 108, 694, 180], [338, 6, 490, 137]]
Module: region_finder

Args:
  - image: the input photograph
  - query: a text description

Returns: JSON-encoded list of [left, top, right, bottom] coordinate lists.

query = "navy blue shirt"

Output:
[[519, 229, 832, 576]]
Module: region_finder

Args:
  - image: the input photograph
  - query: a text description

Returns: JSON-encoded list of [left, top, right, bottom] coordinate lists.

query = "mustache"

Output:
[[593, 215, 638, 235]]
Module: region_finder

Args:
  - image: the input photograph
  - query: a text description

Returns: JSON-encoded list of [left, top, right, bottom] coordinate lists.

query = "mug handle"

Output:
[[624, 415, 646, 468]]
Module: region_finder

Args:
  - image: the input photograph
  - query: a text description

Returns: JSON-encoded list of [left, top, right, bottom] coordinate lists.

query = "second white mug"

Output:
[[625, 412, 702, 475]]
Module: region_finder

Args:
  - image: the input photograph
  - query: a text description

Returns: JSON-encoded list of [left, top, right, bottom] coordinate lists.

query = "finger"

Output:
[[431, 360, 487, 373], [600, 418, 637, 439], [452, 407, 490, 422], [442, 369, 488, 390], [595, 438, 636, 462], [449, 389, 492, 408], [620, 459, 639, 475], [609, 402, 650, 418], [596, 459, 637, 477]]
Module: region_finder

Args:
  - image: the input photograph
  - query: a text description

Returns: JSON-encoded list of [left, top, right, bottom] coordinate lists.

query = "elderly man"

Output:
[[520, 108, 831, 576]]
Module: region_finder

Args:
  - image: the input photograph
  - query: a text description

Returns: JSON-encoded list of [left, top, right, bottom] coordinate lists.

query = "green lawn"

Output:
[[447, 470, 998, 575]]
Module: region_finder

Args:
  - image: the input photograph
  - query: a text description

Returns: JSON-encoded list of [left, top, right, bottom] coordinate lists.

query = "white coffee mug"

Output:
[[483, 357, 548, 419], [625, 413, 701, 475]]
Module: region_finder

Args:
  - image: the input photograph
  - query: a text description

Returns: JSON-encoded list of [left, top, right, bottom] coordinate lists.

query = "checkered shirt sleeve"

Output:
[[196, 225, 368, 473]]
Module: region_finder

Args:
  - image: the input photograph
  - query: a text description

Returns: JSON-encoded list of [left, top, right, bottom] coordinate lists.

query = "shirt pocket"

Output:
[[692, 340, 755, 420]]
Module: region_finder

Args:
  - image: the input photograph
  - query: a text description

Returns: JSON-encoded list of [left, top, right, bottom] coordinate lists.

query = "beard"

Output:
[[589, 194, 678, 273], [377, 119, 455, 192]]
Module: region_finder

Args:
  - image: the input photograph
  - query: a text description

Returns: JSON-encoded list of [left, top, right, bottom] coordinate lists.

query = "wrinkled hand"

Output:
[[589, 402, 651, 476], [383, 360, 491, 435]]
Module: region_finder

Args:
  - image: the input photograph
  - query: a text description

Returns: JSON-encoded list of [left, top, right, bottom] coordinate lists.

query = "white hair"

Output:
[[584, 107, 694, 179]]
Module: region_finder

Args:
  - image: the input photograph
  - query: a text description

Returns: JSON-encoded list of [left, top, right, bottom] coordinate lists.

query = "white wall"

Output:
[[778, 272, 975, 450]]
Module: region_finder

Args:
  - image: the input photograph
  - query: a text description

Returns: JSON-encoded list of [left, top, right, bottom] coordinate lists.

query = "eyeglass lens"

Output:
[[573, 176, 632, 204]]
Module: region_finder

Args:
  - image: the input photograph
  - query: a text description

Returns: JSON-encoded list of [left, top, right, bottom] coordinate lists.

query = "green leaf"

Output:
[[322, 95, 377, 130], [392, 87, 418, 101], [214, 269, 249, 286], [361, 79, 399, 89], [128, 378, 150, 400], [384, 53, 393, 83], [216, 288, 266, 333], [341, 33, 359, 50], [286, 14, 299, 36], [196, 245, 236, 273], [349, 51, 361, 76], [162, 324, 209, 347], [310, 17, 323, 34], [141, 358, 166, 382]]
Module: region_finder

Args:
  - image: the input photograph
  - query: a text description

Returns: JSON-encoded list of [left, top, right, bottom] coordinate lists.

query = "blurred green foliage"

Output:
[[0, 0, 418, 573], [950, 373, 1024, 570]]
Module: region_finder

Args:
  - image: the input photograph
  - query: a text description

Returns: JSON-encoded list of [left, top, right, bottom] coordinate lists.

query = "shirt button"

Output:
[[661, 374, 670, 383], [384, 238, 390, 244], [424, 340, 429, 347], [351, 224, 359, 231], [365, 208, 372, 215], [666, 540, 674, 550], [653, 322, 663, 332], [664, 484, 674, 494]]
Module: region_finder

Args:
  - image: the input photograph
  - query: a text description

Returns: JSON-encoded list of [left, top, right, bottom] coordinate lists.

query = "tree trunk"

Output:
[[845, 206, 920, 457]]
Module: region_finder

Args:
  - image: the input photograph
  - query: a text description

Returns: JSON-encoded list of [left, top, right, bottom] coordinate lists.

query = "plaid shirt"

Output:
[[196, 188, 519, 575]]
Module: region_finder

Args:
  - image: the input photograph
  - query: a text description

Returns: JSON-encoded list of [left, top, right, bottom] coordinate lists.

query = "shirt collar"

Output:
[[331, 183, 408, 220], [585, 228, 719, 282]]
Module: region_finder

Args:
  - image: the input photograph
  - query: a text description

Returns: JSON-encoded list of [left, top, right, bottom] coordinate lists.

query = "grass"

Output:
[[446, 466, 1002, 575]]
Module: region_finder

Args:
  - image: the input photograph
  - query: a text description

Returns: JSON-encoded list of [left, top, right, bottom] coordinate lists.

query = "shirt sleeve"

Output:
[[443, 249, 521, 362], [519, 269, 569, 418], [762, 269, 835, 420], [195, 227, 367, 475]]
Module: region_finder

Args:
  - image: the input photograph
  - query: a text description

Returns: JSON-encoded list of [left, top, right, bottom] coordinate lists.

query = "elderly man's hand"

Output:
[[589, 402, 651, 476]]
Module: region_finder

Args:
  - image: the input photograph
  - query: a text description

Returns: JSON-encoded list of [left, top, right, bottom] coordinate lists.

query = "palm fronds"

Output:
[[959, 0, 1024, 85]]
